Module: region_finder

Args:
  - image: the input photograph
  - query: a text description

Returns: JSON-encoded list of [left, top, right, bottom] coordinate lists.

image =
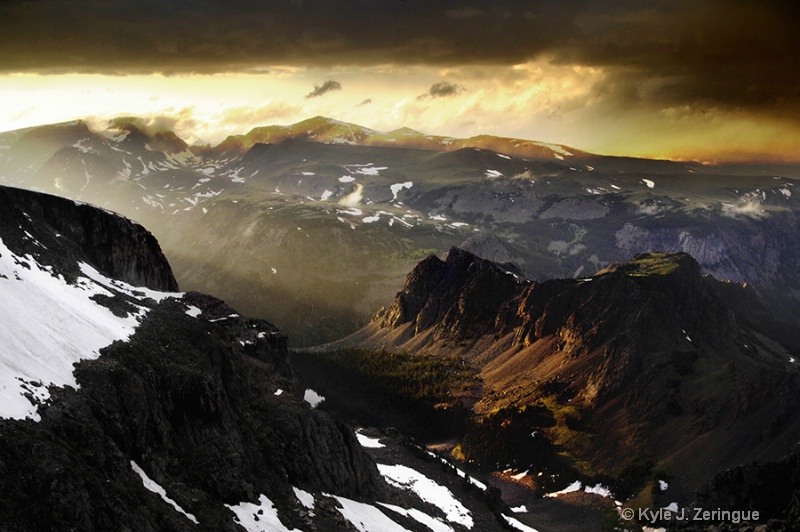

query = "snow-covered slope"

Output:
[[0, 235, 181, 421]]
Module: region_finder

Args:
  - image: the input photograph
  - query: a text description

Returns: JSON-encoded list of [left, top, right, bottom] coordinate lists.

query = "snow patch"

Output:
[[292, 487, 315, 511], [226, 494, 299, 532], [390, 181, 413, 200], [355, 429, 385, 448], [339, 175, 355, 183], [534, 141, 573, 157], [185, 305, 202, 318], [545, 480, 613, 499], [584, 483, 614, 498], [642, 179, 655, 188], [339, 183, 364, 207], [303, 389, 325, 408], [356, 166, 388, 176], [72, 139, 92, 154], [545, 480, 582, 498], [485, 169, 503, 178]]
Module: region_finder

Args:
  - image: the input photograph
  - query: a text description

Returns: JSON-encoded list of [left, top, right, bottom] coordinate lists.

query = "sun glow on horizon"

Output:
[[2, 63, 799, 164]]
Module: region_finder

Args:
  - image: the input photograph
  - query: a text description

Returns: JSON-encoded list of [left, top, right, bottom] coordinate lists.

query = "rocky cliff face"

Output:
[[377, 247, 522, 339], [0, 292, 384, 531], [350, 248, 800, 504], [0, 186, 389, 530], [0, 185, 177, 290]]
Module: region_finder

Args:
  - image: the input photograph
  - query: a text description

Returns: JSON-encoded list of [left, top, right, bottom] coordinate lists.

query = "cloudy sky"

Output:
[[1, 0, 798, 162]]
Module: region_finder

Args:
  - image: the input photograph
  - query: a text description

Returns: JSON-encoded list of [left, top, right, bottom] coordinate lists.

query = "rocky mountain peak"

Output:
[[377, 248, 524, 339], [354, 247, 800, 497], [106, 116, 188, 154]]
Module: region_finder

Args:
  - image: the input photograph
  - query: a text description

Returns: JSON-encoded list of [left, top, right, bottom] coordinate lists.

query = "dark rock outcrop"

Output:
[[0, 187, 387, 530], [378, 247, 524, 338], [0, 185, 177, 290], [0, 293, 385, 530], [697, 444, 800, 528]]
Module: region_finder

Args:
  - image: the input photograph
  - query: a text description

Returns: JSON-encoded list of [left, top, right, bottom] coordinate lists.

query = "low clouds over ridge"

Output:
[[1, 0, 799, 159]]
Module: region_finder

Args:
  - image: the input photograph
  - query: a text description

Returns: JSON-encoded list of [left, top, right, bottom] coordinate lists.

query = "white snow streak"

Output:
[[327, 494, 410, 532], [500, 513, 540, 532], [378, 463, 473, 528], [355, 429, 385, 448], [130, 461, 198, 524], [545, 480, 582, 497], [378, 502, 454, 532]]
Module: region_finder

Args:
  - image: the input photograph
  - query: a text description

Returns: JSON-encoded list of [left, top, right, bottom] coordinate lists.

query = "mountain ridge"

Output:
[[213, 115, 591, 162], [321, 248, 800, 504], [2, 115, 800, 348]]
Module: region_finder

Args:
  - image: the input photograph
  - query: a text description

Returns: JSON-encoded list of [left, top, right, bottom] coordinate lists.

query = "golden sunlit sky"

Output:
[[1, 0, 799, 163]]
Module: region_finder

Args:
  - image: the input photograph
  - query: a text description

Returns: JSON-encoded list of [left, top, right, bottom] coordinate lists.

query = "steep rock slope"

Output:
[[0, 186, 388, 530], [338, 249, 800, 501], [0, 185, 177, 290]]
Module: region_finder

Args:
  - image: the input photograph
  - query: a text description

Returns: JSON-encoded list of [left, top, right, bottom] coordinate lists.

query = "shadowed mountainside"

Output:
[[0, 186, 393, 531], [317, 248, 800, 508]]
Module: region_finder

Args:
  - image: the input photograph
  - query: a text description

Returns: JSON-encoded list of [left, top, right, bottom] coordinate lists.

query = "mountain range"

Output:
[[2, 116, 799, 346]]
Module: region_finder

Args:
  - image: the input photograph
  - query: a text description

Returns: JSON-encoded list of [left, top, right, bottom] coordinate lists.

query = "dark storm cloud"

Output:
[[305, 79, 342, 99], [417, 81, 466, 100], [1, 0, 798, 116]]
